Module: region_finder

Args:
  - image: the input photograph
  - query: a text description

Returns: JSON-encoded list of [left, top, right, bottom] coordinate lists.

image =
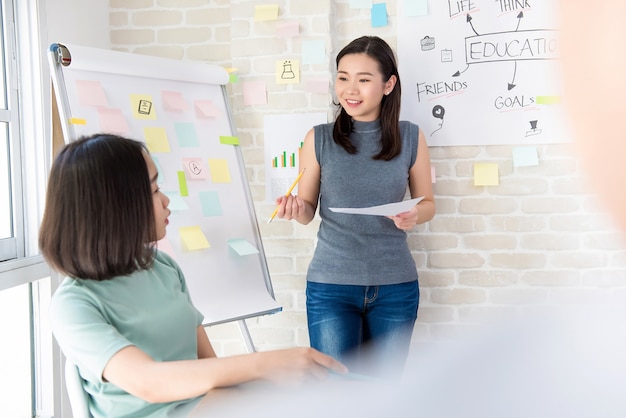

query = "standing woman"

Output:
[[40, 134, 346, 418], [275, 36, 435, 377]]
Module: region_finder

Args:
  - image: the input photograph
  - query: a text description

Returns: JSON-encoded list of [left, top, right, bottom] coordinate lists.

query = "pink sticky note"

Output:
[[182, 157, 209, 180], [156, 238, 176, 258], [304, 77, 330, 94], [97, 108, 130, 135], [161, 90, 189, 112], [276, 21, 300, 37], [194, 100, 220, 119], [76, 80, 108, 107], [243, 80, 267, 106]]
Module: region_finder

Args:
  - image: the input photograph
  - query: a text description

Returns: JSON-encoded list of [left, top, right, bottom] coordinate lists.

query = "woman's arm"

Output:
[[275, 128, 320, 225], [389, 128, 435, 230], [102, 343, 346, 404], [197, 326, 217, 359]]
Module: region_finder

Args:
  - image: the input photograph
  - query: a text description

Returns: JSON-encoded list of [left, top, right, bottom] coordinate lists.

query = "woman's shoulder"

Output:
[[399, 120, 419, 131]]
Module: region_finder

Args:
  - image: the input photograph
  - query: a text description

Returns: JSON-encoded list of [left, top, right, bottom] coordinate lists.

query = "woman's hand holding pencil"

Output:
[[267, 168, 306, 223]]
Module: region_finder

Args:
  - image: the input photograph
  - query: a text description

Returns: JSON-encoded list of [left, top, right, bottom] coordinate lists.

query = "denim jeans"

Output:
[[306, 280, 419, 378]]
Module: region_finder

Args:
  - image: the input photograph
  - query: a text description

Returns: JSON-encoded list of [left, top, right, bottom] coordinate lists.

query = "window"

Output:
[[0, 0, 54, 416]]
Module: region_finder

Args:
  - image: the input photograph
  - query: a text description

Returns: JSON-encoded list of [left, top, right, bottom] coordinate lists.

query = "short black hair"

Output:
[[39, 133, 157, 280]]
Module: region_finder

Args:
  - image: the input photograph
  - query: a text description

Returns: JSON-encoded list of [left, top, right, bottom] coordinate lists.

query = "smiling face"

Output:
[[335, 53, 396, 122], [143, 152, 170, 241]]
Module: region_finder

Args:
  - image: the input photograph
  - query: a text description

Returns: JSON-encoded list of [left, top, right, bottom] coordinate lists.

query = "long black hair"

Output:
[[333, 36, 402, 161]]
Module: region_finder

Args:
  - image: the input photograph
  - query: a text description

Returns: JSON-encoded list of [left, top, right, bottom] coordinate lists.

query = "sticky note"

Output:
[[276, 59, 300, 84], [174, 122, 199, 148], [177, 171, 188, 196], [156, 238, 176, 258], [474, 163, 499, 186], [153, 157, 165, 183], [69, 117, 87, 125], [179, 226, 210, 251], [276, 21, 299, 37], [198, 191, 223, 217], [97, 108, 130, 135], [130, 94, 157, 120], [371, 3, 388, 27], [229, 73, 239, 84], [76, 80, 108, 107], [219, 136, 240, 146], [182, 157, 209, 180], [302, 40, 326, 65], [228, 238, 260, 256], [512, 146, 539, 167], [304, 77, 330, 94], [405, 0, 428, 16], [208, 159, 231, 183], [194, 100, 220, 119], [164, 192, 189, 211], [431, 164, 436, 184], [350, 0, 372, 8], [161, 90, 189, 112], [535, 96, 560, 105], [243, 80, 267, 106], [254, 4, 279, 21], [144, 127, 171, 153]]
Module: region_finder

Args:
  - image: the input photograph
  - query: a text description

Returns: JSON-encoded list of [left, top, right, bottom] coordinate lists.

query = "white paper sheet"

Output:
[[329, 196, 424, 216]]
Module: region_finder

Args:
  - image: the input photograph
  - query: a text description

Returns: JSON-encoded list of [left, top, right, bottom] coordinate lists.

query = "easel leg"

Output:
[[237, 319, 256, 353]]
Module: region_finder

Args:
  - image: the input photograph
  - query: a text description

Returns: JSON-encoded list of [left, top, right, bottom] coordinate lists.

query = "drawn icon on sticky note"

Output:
[[130, 94, 157, 120], [228, 238, 259, 256], [97, 108, 130, 135], [276, 60, 300, 84], [175, 123, 199, 148], [194, 100, 220, 119], [208, 158, 231, 183], [76, 79, 108, 107], [144, 127, 171, 153], [198, 191, 223, 217], [474, 163, 499, 186], [162, 90, 189, 112], [182, 157, 209, 180], [179, 226, 210, 251]]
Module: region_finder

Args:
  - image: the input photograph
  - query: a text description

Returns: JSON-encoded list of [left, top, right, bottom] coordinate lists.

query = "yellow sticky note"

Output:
[[144, 127, 171, 153], [474, 163, 499, 186], [208, 158, 231, 183], [130, 94, 157, 120], [69, 117, 87, 125], [276, 59, 300, 84], [179, 226, 210, 251], [255, 4, 279, 21]]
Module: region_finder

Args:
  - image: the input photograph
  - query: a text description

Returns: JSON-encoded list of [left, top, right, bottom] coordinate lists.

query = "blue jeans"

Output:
[[306, 280, 419, 378]]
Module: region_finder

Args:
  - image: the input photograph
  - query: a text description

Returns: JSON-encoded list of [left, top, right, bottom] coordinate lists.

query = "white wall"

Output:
[[44, 0, 110, 48]]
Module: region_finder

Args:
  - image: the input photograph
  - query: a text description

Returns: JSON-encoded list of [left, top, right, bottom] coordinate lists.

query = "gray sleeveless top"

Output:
[[307, 119, 420, 286]]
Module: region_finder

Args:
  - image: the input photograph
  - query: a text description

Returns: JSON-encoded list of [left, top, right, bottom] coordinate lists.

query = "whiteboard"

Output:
[[398, 0, 569, 146], [48, 43, 281, 326]]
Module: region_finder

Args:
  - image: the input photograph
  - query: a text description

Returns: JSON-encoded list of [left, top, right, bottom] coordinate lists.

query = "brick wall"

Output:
[[110, 0, 626, 356]]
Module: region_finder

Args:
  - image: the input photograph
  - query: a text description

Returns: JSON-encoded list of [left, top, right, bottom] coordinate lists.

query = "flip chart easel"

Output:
[[48, 42, 281, 352]]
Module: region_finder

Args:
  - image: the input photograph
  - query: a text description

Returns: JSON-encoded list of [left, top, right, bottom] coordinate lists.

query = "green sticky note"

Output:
[[198, 191, 223, 217], [177, 171, 188, 196], [228, 238, 259, 256], [219, 135, 240, 145]]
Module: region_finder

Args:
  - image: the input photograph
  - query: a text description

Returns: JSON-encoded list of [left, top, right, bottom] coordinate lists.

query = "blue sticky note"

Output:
[[164, 192, 189, 211], [371, 3, 388, 27], [198, 191, 223, 217], [153, 156, 165, 184], [175, 122, 199, 148], [405, 0, 428, 16], [228, 238, 259, 256], [512, 146, 539, 167], [302, 39, 326, 65], [350, 0, 372, 8]]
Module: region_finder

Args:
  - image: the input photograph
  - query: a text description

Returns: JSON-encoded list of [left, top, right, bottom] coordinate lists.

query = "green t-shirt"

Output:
[[50, 250, 204, 418]]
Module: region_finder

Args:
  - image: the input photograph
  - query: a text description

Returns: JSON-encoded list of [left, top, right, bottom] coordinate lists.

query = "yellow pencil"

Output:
[[267, 168, 306, 223]]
